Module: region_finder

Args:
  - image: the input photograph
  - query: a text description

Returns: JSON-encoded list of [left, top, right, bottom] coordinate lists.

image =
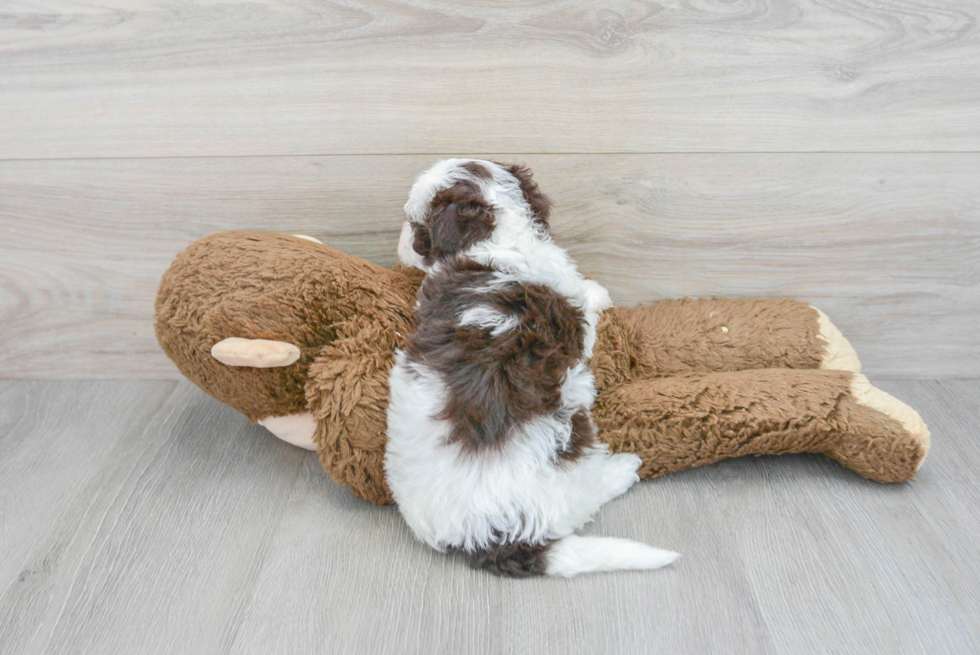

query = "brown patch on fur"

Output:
[[423, 181, 496, 265], [405, 258, 585, 449], [460, 161, 492, 179], [467, 542, 552, 577], [411, 223, 432, 259], [499, 162, 552, 229], [559, 409, 597, 463]]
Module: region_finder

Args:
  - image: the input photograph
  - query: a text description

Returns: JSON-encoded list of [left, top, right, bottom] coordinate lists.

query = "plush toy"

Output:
[[155, 231, 930, 505]]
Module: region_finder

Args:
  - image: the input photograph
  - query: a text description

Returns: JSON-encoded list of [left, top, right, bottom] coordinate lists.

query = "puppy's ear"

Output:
[[504, 163, 552, 228], [425, 180, 495, 262]]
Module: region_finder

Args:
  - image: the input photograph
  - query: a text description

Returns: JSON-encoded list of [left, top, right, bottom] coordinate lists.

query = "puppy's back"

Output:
[[405, 258, 587, 449]]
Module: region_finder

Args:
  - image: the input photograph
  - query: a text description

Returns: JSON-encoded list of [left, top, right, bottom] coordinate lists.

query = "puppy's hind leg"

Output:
[[600, 452, 642, 502]]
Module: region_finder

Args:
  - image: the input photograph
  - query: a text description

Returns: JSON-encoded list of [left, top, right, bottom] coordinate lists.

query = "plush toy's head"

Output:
[[155, 231, 423, 424]]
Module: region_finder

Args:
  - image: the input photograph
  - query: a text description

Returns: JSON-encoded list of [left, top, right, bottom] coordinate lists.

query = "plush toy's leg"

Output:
[[814, 308, 861, 373], [258, 413, 317, 451], [593, 369, 929, 483], [598, 299, 860, 385]]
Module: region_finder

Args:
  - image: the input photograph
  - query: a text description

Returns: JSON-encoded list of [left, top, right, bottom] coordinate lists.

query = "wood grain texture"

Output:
[[0, 381, 306, 654], [0, 380, 976, 654], [0, 381, 176, 592], [2, 154, 977, 379], [1, 0, 979, 158]]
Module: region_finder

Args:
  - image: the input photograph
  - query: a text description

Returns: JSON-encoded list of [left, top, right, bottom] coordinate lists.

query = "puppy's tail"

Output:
[[469, 536, 679, 578], [545, 535, 680, 577]]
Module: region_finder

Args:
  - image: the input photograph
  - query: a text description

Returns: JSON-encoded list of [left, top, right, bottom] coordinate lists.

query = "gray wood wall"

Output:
[[2, 0, 978, 379]]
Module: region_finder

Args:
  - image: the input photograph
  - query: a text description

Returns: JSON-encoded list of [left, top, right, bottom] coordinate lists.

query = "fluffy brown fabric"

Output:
[[588, 298, 825, 395], [156, 231, 928, 504], [594, 369, 924, 483], [156, 232, 420, 502], [617, 298, 824, 377]]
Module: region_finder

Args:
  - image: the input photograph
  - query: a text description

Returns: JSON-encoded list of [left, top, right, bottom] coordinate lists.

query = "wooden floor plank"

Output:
[[2, 153, 977, 379], [708, 379, 980, 654], [0, 380, 977, 654], [0, 381, 305, 655], [0, 381, 175, 591], [1, 0, 979, 158], [227, 449, 774, 655]]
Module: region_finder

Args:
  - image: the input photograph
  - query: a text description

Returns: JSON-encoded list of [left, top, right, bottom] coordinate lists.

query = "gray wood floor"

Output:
[[1, 379, 977, 654]]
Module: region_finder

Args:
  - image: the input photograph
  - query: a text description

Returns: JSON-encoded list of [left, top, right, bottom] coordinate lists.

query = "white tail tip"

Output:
[[546, 535, 680, 577]]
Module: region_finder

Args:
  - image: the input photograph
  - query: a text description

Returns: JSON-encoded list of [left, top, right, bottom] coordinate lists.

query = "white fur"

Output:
[[387, 159, 677, 576], [386, 352, 640, 553], [397, 221, 425, 270], [546, 536, 680, 577], [560, 361, 598, 409], [457, 305, 522, 336]]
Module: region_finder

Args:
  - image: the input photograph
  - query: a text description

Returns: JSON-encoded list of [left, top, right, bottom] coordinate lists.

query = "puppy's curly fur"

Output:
[[385, 160, 679, 577]]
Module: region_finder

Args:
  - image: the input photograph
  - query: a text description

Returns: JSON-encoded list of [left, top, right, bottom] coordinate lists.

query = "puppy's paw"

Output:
[[583, 279, 613, 313], [603, 453, 642, 499]]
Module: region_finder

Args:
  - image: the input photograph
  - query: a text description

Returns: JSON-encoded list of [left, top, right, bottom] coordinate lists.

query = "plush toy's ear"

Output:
[[502, 163, 552, 228], [424, 180, 495, 263], [211, 337, 301, 367]]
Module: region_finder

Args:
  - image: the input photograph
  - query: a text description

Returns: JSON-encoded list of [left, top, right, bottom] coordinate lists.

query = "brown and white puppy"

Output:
[[385, 159, 679, 577]]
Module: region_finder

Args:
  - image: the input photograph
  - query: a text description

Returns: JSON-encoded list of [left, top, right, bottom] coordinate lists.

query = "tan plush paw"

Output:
[[211, 337, 301, 368], [850, 374, 931, 470], [815, 308, 862, 373]]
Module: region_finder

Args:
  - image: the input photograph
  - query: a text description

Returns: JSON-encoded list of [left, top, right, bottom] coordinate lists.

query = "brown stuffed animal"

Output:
[[155, 231, 930, 505]]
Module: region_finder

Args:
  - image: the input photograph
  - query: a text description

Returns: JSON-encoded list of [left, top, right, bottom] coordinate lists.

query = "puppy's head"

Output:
[[398, 159, 552, 270]]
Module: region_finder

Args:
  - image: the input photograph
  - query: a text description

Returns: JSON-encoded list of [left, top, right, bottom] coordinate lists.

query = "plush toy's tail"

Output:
[[470, 536, 679, 578]]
